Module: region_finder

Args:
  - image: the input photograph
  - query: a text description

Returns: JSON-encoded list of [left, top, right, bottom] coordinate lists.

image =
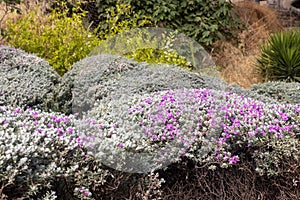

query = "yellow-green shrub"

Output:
[[97, 3, 152, 40], [5, 3, 100, 75], [124, 48, 193, 70], [91, 3, 192, 69]]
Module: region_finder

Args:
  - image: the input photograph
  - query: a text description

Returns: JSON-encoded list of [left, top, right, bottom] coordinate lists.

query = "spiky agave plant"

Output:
[[256, 29, 300, 82]]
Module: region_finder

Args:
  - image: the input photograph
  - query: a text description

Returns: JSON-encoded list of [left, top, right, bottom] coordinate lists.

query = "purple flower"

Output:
[[152, 135, 158, 140], [54, 118, 61, 123], [167, 113, 173, 120], [280, 112, 289, 121], [166, 123, 175, 131], [36, 129, 42, 133], [144, 97, 152, 104], [57, 127, 63, 133], [13, 107, 21, 114], [118, 143, 124, 148], [67, 127, 73, 133], [84, 191, 89, 197], [76, 138, 82, 146], [229, 156, 239, 164], [32, 112, 38, 118], [63, 117, 70, 123]]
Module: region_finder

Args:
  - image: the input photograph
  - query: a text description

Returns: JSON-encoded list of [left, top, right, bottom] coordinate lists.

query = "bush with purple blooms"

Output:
[[85, 88, 300, 176], [0, 49, 299, 199], [0, 105, 110, 199]]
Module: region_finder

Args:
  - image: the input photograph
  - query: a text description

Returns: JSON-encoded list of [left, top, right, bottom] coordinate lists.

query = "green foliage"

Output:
[[97, 3, 152, 40], [256, 29, 300, 82], [91, 28, 218, 73], [94, 0, 242, 47], [5, 3, 101, 76], [124, 48, 193, 70], [0, 0, 22, 40]]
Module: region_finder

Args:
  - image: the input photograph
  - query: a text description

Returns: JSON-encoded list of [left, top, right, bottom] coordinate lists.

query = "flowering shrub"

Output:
[[0, 105, 110, 199], [84, 88, 300, 176], [0, 46, 59, 111]]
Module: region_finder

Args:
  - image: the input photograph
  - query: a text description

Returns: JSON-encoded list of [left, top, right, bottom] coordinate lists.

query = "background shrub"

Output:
[[0, 0, 21, 43], [256, 29, 300, 82], [96, 2, 152, 40], [250, 81, 300, 104], [93, 0, 242, 47], [124, 48, 193, 70], [0, 46, 59, 111], [5, 2, 100, 76], [56, 54, 228, 115]]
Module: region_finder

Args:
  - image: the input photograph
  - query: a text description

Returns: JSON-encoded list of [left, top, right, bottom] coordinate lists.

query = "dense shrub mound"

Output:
[[55, 54, 138, 114], [251, 81, 300, 104], [0, 46, 59, 111], [0, 49, 299, 199], [1, 87, 299, 199], [82, 87, 300, 198], [0, 106, 110, 199], [57, 53, 283, 115], [86, 88, 300, 173], [57, 54, 229, 115]]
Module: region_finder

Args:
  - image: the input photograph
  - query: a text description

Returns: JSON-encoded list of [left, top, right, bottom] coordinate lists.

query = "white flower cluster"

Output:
[[0, 105, 110, 199]]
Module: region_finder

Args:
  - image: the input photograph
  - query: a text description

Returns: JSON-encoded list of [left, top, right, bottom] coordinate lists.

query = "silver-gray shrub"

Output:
[[250, 81, 300, 104], [0, 105, 110, 199], [58, 53, 283, 116], [55, 54, 139, 114], [0, 46, 59, 111], [84, 88, 300, 176], [57, 53, 229, 115]]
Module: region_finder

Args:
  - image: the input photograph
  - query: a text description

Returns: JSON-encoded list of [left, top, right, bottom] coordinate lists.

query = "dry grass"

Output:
[[212, 0, 283, 88], [0, 0, 49, 45]]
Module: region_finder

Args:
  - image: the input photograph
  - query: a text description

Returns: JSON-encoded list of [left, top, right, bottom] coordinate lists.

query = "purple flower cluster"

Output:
[[87, 88, 300, 168], [1, 106, 83, 145], [0, 105, 110, 199]]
